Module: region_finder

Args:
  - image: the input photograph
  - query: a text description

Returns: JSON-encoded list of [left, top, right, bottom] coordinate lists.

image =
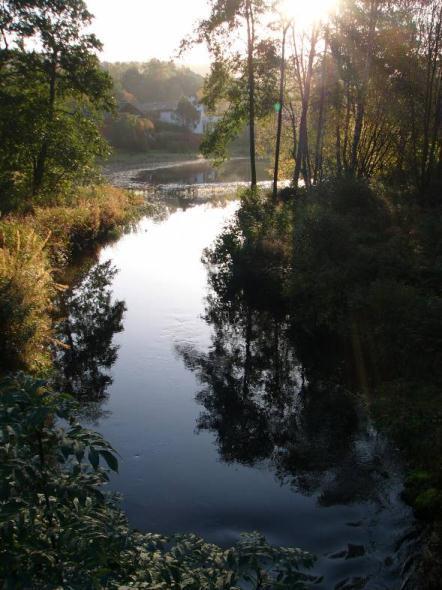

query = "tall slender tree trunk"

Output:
[[342, 81, 351, 171], [336, 118, 342, 176], [428, 72, 441, 185], [420, 5, 442, 193], [293, 27, 318, 189], [246, 0, 257, 188], [273, 23, 288, 200], [350, 0, 378, 176], [33, 55, 57, 195], [313, 28, 329, 184]]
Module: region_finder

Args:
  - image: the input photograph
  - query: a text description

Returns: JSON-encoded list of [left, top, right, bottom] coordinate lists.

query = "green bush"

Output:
[[103, 113, 155, 152], [0, 373, 317, 589], [153, 129, 201, 153]]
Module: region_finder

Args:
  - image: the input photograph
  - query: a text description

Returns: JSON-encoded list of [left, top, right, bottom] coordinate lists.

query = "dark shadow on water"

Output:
[[175, 246, 415, 588], [55, 260, 126, 423], [177, 296, 399, 509]]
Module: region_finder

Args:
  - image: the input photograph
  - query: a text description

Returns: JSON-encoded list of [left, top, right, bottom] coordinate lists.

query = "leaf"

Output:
[[88, 448, 100, 470], [100, 450, 118, 473]]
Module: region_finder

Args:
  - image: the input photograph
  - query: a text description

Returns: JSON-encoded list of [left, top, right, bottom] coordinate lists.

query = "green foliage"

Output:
[[205, 179, 442, 519], [33, 186, 145, 263], [0, 372, 127, 588], [0, 0, 114, 209], [236, 180, 442, 385], [204, 187, 293, 309], [101, 60, 205, 154], [120, 531, 317, 590], [152, 128, 202, 153], [0, 373, 317, 589], [200, 41, 279, 162], [401, 470, 442, 521], [103, 112, 201, 155], [176, 96, 201, 128], [201, 100, 247, 162]]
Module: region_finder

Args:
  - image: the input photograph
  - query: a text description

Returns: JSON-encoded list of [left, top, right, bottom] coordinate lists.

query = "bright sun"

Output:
[[278, 0, 337, 29]]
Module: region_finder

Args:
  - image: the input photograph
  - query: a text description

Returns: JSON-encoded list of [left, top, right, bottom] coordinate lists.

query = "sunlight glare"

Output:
[[278, 0, 336, 29]]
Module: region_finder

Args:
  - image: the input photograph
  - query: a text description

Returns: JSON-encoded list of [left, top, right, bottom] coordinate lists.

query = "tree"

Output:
[[0, 0, 113, 207], [405, 0, 442, 195], [182, 0, 274, 188], [292, 25, 320, 188], [273, 18, 291, 199], [108, 60, 204, 105]]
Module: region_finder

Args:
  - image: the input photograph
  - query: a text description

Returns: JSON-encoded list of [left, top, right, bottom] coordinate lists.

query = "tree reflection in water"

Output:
[[178, 277, 400, 508], [55, 260, 126, 422]]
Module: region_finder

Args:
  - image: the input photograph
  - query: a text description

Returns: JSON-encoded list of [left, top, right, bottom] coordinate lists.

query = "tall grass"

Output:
[[0, 185, 144, 373], [0, 223, 54, 373], [34, 186, 144, 265]]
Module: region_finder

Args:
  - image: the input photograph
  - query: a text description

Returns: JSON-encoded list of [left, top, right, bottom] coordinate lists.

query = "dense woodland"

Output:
[[0, 0, 441, 588], [188, 0, 442, 197]]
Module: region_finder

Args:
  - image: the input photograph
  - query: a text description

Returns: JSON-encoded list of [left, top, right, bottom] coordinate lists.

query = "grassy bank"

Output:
[[0, 185, 145, 374]]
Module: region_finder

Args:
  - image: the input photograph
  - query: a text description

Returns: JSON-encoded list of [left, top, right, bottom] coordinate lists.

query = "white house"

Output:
[[188, 96, 220, 135], [158, 109, 179, 125], [152, 96, 220, 135]]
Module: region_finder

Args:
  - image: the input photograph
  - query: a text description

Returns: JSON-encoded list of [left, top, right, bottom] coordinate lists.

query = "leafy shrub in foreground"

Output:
[[0, 373, 317, 589]]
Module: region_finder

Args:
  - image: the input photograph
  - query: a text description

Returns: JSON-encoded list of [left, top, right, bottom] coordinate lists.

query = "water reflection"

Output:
[[135, 158, 271, 186], [176, 259, 412, 586], [56, 261, 126, 421], [106, 157, 281, 196], [144, 192, 240, 223], [178, 295, 398, 510]]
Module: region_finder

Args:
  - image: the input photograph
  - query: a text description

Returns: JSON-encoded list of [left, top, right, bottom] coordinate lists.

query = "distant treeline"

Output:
[[103, 59, 204, 106]]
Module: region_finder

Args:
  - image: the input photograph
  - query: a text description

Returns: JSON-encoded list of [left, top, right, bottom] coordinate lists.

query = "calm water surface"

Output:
[[105, 156, 278, 195], [58, 164, 415, 589]]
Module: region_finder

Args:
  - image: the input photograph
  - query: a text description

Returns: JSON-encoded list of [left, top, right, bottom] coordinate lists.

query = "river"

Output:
[[57, 159, 415, 590]]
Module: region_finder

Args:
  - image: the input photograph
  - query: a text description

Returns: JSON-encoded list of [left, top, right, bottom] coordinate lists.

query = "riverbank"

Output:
[[0, 185, 145, 374]]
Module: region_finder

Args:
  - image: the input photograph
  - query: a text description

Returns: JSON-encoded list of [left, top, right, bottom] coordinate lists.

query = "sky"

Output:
[[86, 0, 211, 66]]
